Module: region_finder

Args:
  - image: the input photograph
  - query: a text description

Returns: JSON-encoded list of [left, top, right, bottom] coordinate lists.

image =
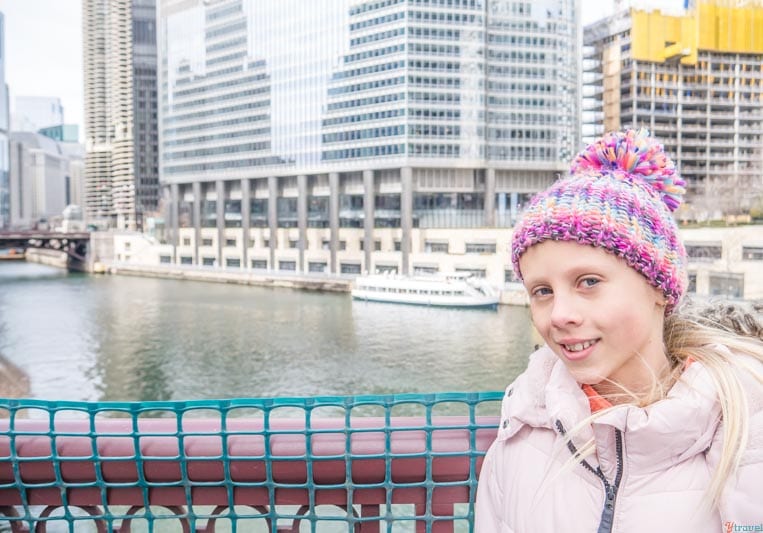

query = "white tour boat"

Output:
[[351, 272, 500, 309]]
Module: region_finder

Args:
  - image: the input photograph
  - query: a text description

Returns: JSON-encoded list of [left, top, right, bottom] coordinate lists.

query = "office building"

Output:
[[583, 1, 763, 220], [9, 132, 85, 228], [157, 0, 580, 279], [83, 0, 159, 230]]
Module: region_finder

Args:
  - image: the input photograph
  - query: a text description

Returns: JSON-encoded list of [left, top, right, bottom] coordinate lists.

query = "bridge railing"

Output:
[[0, 392, 502, 532]]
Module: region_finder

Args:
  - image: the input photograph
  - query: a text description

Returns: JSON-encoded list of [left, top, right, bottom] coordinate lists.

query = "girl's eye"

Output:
[[531, 287, 552, 297], [580, 277, 600, 288]]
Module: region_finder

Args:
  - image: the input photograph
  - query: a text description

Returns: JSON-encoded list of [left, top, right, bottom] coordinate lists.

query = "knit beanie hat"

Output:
[[511, 129, 688, 313]]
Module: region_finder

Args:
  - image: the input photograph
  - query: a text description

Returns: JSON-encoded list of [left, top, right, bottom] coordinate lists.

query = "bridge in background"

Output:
[[0, 232, 90, 271]]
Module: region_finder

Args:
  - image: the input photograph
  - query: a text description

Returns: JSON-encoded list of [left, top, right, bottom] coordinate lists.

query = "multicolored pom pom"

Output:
[[570, 128, 686, 212]]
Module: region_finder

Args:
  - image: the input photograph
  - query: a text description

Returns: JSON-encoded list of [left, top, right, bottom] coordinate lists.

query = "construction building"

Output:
[[583, 0, 763, 220]]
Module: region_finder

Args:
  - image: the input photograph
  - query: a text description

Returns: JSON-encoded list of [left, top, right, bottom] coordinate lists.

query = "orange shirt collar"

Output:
[[582, 358, 695, 413]]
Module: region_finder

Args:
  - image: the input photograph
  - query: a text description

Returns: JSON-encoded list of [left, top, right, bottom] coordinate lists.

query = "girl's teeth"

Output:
[[565, 340, 594, 352]]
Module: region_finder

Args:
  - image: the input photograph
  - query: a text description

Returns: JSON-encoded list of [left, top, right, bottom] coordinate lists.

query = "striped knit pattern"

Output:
[[511, 130, 687, 312]]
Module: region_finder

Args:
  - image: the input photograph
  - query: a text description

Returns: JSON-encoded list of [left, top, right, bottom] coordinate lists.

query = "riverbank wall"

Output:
[[106, 263, 354, 292], [24, 248, 69, 269]]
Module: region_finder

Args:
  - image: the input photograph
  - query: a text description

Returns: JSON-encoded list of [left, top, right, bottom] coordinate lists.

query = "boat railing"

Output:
[[0, 392, 502, 532]]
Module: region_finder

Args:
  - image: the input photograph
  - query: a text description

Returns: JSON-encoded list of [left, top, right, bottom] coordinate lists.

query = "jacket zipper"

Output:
[[555, 421, 624, 533]]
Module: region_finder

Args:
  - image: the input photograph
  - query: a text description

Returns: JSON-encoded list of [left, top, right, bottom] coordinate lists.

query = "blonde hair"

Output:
[[663, 299, 763, 507], [553, 299, 763, 510]]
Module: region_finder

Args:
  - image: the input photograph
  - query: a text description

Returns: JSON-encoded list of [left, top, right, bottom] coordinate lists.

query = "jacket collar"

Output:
[[497, 345, 721, 472]]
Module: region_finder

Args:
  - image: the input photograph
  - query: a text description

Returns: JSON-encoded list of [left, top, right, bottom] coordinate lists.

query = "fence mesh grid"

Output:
[[0, 392, 502, 532]]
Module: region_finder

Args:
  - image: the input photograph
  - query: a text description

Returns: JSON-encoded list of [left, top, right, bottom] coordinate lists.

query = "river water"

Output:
[[0, 262, 537, 402]]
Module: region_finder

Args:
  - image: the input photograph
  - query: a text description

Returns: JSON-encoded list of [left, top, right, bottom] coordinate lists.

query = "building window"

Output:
[[339, 194, 364, 228], [414, 265, 438, 275], [425, 241, 449, 253], [180, 256, 193, 265], [374, 194, 401, 228], [225, 238, 236, 247], [742, 246, 763, 261], [251, 259, 267, 269], [279, 260, 296, 271], [465, 242, 496, 254], [360, 239, 381, 251], [224, 199, 242, 228], [709, 273, 743, 299], [264, 239, 270, 248], [308, 261, 327, 273], [504, 269, 519, 284], [201, 200, 217, 228], [687, 272, 697, 293], [322, 239, 331, 250], [182, 238, 191, 246], [341, 262, 362, 274], [394, 240, 401, 252], [159, 255, 171, 264], [414, 192, 485, 228], [202, 238, 214, 246], [308, 196, 329, 228], [456, 268, 486, 278], [202, 257, 216, 266], [225, 258, 241, 268], [250, 198, 268, 228], [277, 197, 298, 228], [339, 240, 347, 251], [685, 244, 722, 262], [375, 264, 398, 274], [124, 242, 132, 251], [289, 239, 298, 249]]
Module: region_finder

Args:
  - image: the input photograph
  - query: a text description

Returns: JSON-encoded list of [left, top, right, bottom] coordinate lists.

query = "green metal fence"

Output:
[[0, 392, 502, 532]]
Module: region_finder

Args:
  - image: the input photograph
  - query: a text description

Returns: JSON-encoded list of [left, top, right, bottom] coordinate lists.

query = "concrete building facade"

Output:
[[83, 0, 159, 231], [8, 132, 85, 229], [157, 0, 581, 282], [583, 1, 763, 220]]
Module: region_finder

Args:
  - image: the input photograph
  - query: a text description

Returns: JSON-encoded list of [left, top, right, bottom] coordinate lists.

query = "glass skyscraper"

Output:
[[157, 0, 579, 277]]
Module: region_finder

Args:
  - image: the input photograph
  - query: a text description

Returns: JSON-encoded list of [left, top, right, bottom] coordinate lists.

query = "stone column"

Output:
[[192, 181, 201, 266], [297, 174, 307, 273], [329, 172, 339, 274], [170, 183, 179, 262], [216, 180, 225, 267], [268, 176, 278, 270], [363, 169, 374, 274], [484, 168, 495, 227], [400, 166, 413, 276], [241, 178, 250, 269]]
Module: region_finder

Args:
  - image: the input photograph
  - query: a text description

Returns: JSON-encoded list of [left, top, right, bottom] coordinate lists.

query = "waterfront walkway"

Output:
[[0, 392, 502, 532]]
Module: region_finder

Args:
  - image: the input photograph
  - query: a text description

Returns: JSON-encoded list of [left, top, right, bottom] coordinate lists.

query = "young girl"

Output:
[[475, 129, 763, 532]]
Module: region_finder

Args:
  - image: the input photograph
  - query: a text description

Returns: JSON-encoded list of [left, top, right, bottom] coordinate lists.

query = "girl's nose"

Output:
[[549, 293, 583, 328]]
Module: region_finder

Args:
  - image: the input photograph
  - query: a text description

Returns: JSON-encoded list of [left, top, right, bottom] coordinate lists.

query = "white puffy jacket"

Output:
[[475, 346, 763, 533]]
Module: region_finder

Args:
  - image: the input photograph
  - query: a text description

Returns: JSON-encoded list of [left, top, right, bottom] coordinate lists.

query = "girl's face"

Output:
[[519, 240, 668, 398]]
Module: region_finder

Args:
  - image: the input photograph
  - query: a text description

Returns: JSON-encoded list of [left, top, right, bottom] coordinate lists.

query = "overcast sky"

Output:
[[0, 0, 683, 142]]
